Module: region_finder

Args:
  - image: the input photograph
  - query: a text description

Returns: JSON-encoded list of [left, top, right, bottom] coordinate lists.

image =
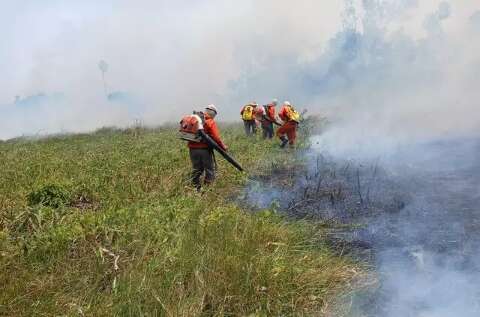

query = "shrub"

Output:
[[27, 183, 71, 208]]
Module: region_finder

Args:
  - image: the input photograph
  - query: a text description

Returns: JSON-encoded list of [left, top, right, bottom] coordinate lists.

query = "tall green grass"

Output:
[[0, 124, 362, 316]]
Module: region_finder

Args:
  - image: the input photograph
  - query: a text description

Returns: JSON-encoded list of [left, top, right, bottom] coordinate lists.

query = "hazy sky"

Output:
[[0, 0, 479, 139]]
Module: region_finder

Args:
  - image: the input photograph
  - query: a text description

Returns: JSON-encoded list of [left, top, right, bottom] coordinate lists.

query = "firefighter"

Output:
[[259, 99, 279, 139], [187, 104, 228, 190], [240, 102, 258, 136], [277, 101, 300, 148]]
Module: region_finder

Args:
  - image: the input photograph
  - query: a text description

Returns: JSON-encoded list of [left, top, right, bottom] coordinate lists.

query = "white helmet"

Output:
[[251, 101, 258, 107], [205, 104, 218, 114], [272, 99, 278, 105], [283, 101, 291, 106]]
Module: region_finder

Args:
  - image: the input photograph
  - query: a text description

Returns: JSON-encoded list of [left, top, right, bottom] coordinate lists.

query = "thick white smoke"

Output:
[[0, 0, 342, 139], [2, 1, 478, 140], [307, 0, 480, 159], [303, 3, 480, 317], [232, 2, 479, 316]]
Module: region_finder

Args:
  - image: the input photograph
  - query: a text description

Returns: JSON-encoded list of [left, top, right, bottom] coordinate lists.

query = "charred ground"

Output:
[[243, 138, 480, 316]]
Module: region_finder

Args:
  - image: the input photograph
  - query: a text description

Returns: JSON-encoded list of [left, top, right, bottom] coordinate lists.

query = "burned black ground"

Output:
[[243, 138, 480, 316]]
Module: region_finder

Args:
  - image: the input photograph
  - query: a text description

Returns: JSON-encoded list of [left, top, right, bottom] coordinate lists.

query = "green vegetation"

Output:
[[0, 124, 362, 316]]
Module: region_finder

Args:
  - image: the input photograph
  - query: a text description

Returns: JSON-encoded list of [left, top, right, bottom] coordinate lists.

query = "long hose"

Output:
[[198, 130, 244, 172]]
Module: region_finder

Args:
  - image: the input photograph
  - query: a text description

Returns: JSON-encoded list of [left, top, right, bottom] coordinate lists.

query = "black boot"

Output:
[[280, 136, 288, 148]]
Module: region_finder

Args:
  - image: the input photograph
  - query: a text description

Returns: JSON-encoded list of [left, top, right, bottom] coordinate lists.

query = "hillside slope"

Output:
[[0, 125, 362, 316]]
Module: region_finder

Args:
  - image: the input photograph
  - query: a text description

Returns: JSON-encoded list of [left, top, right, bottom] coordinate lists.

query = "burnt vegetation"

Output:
[[247, 153, 409, 222], [245, 139, 480, 316]]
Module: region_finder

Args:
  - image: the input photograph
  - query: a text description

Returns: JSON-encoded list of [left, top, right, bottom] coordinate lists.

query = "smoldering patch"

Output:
[[241, 138, 480, 316]]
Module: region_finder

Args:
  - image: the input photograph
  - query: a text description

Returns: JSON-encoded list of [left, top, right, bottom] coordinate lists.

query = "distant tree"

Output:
[[98, 60, 109, 97]]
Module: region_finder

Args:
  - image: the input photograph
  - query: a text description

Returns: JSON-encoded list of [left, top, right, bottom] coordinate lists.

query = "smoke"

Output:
[[306, 1, 480, 160], [244, 139, 480, 316], [2, 1, 478, 140], [234, 2, 480, 316], [302, 3, 480, 316], [369, 139, 480, 317], [0, 0, 342, 139], [231, 0, 480, 150]]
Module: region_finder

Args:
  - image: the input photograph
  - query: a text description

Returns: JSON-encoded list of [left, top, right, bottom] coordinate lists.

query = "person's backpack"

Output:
[[263, 105, 273, 121], [242, 105, 254, 121], [285, 106, 301, 123], [255, 106, 266, 121], [179, 112, 204, 142]]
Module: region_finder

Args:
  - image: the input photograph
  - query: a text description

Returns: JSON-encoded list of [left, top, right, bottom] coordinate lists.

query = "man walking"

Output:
[[277, 101, 300, 148], [258, 99, 279, 139], [188, 104, 228, 190], [240, 102, 258, 136]]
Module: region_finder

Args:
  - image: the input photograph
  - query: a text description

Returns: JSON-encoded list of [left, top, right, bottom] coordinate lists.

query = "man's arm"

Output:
[[207, 120, 227, 151], [263, 115, 281, 125]]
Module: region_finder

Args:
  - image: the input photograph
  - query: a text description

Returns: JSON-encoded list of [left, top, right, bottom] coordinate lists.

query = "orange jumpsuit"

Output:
[[188, 112, 227, 188], [276, 106, 298, 145], [259, 104, 277, 139], [262, 104, 276, 126]]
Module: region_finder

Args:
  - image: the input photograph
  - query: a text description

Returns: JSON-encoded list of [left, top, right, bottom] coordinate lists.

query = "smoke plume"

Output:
[[235, 1, 480, 316], [2, 1, 478, 140]]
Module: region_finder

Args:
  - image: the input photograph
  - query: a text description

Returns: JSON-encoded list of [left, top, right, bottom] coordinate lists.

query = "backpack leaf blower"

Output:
[[198, 130, 244, 172], [179, 113, 244, 172]]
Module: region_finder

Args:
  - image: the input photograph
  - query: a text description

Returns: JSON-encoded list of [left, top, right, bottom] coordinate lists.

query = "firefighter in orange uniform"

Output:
[[259, 99, 279, 139], [277, 101, 300, 148], [188, 105, 228, 189]]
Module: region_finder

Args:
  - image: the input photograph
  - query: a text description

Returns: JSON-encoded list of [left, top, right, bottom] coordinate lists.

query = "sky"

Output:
[[0, 0, 479, 139]]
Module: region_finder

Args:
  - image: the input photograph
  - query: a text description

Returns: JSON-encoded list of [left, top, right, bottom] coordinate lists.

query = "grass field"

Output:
[[0, 123, 363, 316]]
